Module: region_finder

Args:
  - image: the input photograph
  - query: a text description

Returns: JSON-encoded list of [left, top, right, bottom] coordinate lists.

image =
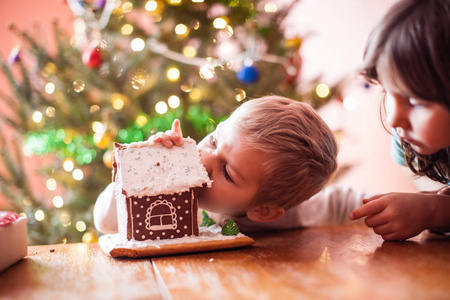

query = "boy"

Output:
[[94, 96, 365, 233]]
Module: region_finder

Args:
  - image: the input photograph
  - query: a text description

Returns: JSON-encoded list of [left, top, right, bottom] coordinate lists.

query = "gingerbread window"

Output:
[[145, 200, 177, 231]]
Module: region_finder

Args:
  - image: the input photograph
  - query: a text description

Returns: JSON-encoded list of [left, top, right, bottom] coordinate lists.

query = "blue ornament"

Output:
[[237, 65, 260, 85]]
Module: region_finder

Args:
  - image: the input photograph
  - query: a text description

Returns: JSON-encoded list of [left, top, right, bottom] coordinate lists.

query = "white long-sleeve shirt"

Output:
[[93, 183, 366, 234]]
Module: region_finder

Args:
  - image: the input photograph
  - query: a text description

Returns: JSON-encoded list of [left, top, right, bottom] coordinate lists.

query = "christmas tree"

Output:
[[0, 0, 336, 245]]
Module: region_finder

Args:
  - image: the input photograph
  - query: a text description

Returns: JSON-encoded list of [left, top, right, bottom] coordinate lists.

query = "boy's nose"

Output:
[[198, 150, 212, 178]]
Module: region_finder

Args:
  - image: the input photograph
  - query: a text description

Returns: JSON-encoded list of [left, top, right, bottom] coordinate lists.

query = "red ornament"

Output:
[[82, 47, 103, 69]]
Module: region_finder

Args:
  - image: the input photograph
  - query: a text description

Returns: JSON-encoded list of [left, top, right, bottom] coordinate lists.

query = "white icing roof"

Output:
[[114, 138, 212, 197]]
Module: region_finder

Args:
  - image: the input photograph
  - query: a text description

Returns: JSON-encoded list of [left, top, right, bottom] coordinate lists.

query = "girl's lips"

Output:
[[400, 136, 416, 145]]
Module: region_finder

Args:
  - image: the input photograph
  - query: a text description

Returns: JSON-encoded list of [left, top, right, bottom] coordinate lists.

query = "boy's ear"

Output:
[[246, 206, 285, 223]]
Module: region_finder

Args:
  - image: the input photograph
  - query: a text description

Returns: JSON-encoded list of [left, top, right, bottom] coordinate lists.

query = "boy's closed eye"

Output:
[[209, 133, 235, 184]]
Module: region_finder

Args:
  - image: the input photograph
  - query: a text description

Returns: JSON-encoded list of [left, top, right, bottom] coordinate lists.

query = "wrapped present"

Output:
[[0, 212, 28, 272]]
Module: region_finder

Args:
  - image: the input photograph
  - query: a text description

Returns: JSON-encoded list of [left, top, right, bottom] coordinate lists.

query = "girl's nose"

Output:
[[385, 94, 409, 131]]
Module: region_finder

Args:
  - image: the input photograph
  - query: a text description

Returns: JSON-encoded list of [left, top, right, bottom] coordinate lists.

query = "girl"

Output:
[[350, 0, 450, 240]]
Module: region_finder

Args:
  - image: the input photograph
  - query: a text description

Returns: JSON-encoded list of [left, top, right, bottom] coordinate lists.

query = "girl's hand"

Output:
[[148, 119, 184, 148], [349, 192, 431, 241]]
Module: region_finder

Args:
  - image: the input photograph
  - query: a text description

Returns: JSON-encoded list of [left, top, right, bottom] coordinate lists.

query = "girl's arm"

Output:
[[350, 192, 450, 240]]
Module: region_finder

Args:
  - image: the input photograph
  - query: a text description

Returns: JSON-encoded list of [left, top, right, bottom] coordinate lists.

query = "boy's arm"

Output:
[[295, 185, 368, 227], [221, 185, 368, 232], [93, 182, 118, 234]]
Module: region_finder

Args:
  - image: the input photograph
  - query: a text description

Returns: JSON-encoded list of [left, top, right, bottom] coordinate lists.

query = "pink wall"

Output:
[[0, 0, 72, 57], [0, 0, 72, 208]]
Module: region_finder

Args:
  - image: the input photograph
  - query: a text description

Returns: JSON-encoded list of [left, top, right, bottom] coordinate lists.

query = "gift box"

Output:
[[0, 212, 28, 272]]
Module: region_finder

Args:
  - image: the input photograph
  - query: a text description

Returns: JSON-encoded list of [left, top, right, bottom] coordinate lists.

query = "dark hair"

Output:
[[360, 0, 450, 184]]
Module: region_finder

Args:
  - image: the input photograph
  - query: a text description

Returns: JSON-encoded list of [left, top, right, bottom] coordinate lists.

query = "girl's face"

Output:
[[377, 55, 450, 155]]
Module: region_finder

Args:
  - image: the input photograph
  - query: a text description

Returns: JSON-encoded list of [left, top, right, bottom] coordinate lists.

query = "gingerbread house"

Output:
[[112, 138, 212, 241]]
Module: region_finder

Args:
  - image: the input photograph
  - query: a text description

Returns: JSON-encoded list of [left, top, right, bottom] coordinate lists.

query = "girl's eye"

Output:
[[222, 165, 234, 183], [210, 134, 217, 147]]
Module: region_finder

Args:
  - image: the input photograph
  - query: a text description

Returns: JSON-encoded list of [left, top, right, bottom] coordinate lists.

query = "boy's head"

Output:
[[197, 96, 337, 222]]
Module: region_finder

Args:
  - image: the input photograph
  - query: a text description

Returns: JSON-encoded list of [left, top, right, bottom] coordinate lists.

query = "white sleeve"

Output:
[[294, 185, 368, 227], [93, 182, 118, 234], [229, 185, 368, 232]]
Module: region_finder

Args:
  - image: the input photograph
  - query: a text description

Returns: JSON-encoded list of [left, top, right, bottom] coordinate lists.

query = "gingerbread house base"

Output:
[[99, 225, 254, 258]]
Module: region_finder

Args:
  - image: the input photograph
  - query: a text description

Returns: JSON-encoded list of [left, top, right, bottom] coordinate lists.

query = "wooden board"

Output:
[[0, 243, 161, 299], [151, 224, 450, 300], [98, 227, 254, 258]]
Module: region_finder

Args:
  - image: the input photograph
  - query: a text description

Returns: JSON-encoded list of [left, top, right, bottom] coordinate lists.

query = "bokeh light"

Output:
[[45, 82, 55, 94], [35, 210, 45, 221], [168, 95, 181, 108], [73, 169, 84, 181], [155, 101, 168, 114], [131, 38, 145, 51], [52, 196, 64, 208], [316, 83, 330, 98], [167, 67, 180, 81]]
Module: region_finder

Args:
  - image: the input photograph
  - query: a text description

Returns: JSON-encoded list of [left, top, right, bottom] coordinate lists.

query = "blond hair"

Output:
[[231, 96, 338, 209]]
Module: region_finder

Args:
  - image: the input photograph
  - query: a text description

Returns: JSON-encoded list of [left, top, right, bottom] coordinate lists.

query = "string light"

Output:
[[73, 80, 85, 93], [183, 46, 197, 58], [175, 24, 188, 36], [189, 88, 202, 102], [135, 115, 148, 127], [155, 101, 168, 114], [316, 83, 330, 98], [122, 2, 133, 13], [73, 169, 84, 181], [264, 2, 278, 13], [167, 67, 180, 81], [92, 121, 104, 133], [145, 0, 157, 11], [112, 98, 124, 110], [52, 196, 64, 208], [46, 178, 57, 191], [199, 64, 215, 80], [121, 24, 133, 35], [76, 221, 87, 232], [213, 18, 227, 29], [42, 62, 57, 77], [46, 107, 55, 118], [90, 105, 100, 114], [63, 159, 75, 172], [59, 212, 71, 227], [32, 111, 43, 123], [168, 0, 181, 6], [45, 82, 55, 94], [131, 38, 145, 51], [168, 95, 180, 108], [35, 210, 45, 221], [235, 88, 246, 102]]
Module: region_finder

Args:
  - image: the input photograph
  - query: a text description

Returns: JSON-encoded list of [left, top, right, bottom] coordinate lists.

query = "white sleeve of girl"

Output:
[[93, 182, 118, 234]]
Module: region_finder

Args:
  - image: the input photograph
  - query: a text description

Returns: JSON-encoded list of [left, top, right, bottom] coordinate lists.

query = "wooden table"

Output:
[[1, 223, 449, 300]]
